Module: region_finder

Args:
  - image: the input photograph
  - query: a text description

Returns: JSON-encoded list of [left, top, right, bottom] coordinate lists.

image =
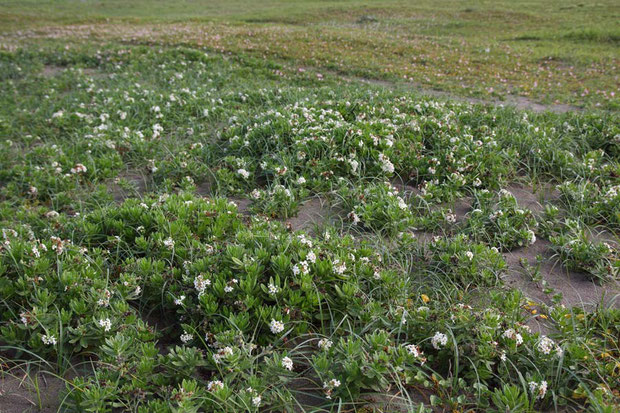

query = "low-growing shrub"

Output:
[[464, 189, 538, 251]]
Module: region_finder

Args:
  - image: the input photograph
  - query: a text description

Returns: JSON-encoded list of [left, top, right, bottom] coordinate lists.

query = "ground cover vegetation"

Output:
[[1, 0, 619, 109], [0, 1, 618, 412]]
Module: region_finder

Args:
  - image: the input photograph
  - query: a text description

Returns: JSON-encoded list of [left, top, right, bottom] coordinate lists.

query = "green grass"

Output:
[[1, 0, 618, 109]]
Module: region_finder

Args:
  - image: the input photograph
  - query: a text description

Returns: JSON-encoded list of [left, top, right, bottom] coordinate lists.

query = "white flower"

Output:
[[538, 336, 561, 354], [98, 318, 112, 332], [348, 159, 359, 172], [50, 236, 66, 255], [464, 251, 474, 261], [250, 189, 261, 199], [281, 356, 293, 371], [323, 378, 341, 399], [252, 395, 262, 407], [306, 251, 317, 263], [213, 346, 234, 363], [268, 283, 279, 295], [237, 168, 250, 179], [180, 331, 193, 343], [527, 230, 537, 245], [397, 197, 408, 210], [270, 319, 284, 334], [292, 261, 309, 276], [323, 379, 341, 389], [174, 295, 186, 305], [318, 338, 333, 351], [207, 380, 224, 392], [42, 334, 57, 346], [529, 381, 547, 399], [297, 176, 306, 185], [502, 328, 523, 346], [163, 237, 175, 250], [499, 189, 513, 198], [224, 285, 234, 293], [45, 210, 59, 218], [70, 163, 87, 174], [348, 211, 360, 225], [378, 153, 394, 173], [333, 260, 347, 275], [194, 274, 211, 295], [538, 381, 548, 398], [405, 344, 423, 358], [431, 332, 448, 349]]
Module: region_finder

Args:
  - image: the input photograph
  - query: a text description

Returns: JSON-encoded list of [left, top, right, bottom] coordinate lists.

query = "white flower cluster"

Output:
[[97, 289, 111, 307], [212, 346, 233, 363], [537, 336, 563, 357], [245, 387, 262, 407], [281, 356, 293, 371], [405, 344, 425, 364], [292, 260, 310, 276], [163, 237, 175, 250], [323, 378, 341, 399], [42, 334, 57, 346], [502, 328, 524, 346], [70, 163, 87, 174], [237, 168, 250, 179], [270, 319, 285, 334], [318, 338, 333, 351], [297, 234, 313, 247], [333, 259, 347, 275], [348, 211, 360, 225], [268, 283, 279, 295], [207, 380, 224, 392], [50, 236, 68, 255], [378, 153, 394, 173], [194, 274, 211, 296], [529, 380, 548, 399], [179, 331, 193, 344], [431, 332, 448, 349], [306, 251, 316, 263], [98, 318, 112, 332]]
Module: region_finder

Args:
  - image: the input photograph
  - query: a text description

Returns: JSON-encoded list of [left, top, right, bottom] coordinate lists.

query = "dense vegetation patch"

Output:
[[0, 44, 618, 412]]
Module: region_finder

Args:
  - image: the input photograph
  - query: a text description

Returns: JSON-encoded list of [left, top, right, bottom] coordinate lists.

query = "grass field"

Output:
[[0, 1, 619, 412], [1, 0, 619, 109]]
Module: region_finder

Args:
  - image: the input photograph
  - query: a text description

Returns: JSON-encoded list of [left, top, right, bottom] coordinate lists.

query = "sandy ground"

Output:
[[0, 371, 67, 413]]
